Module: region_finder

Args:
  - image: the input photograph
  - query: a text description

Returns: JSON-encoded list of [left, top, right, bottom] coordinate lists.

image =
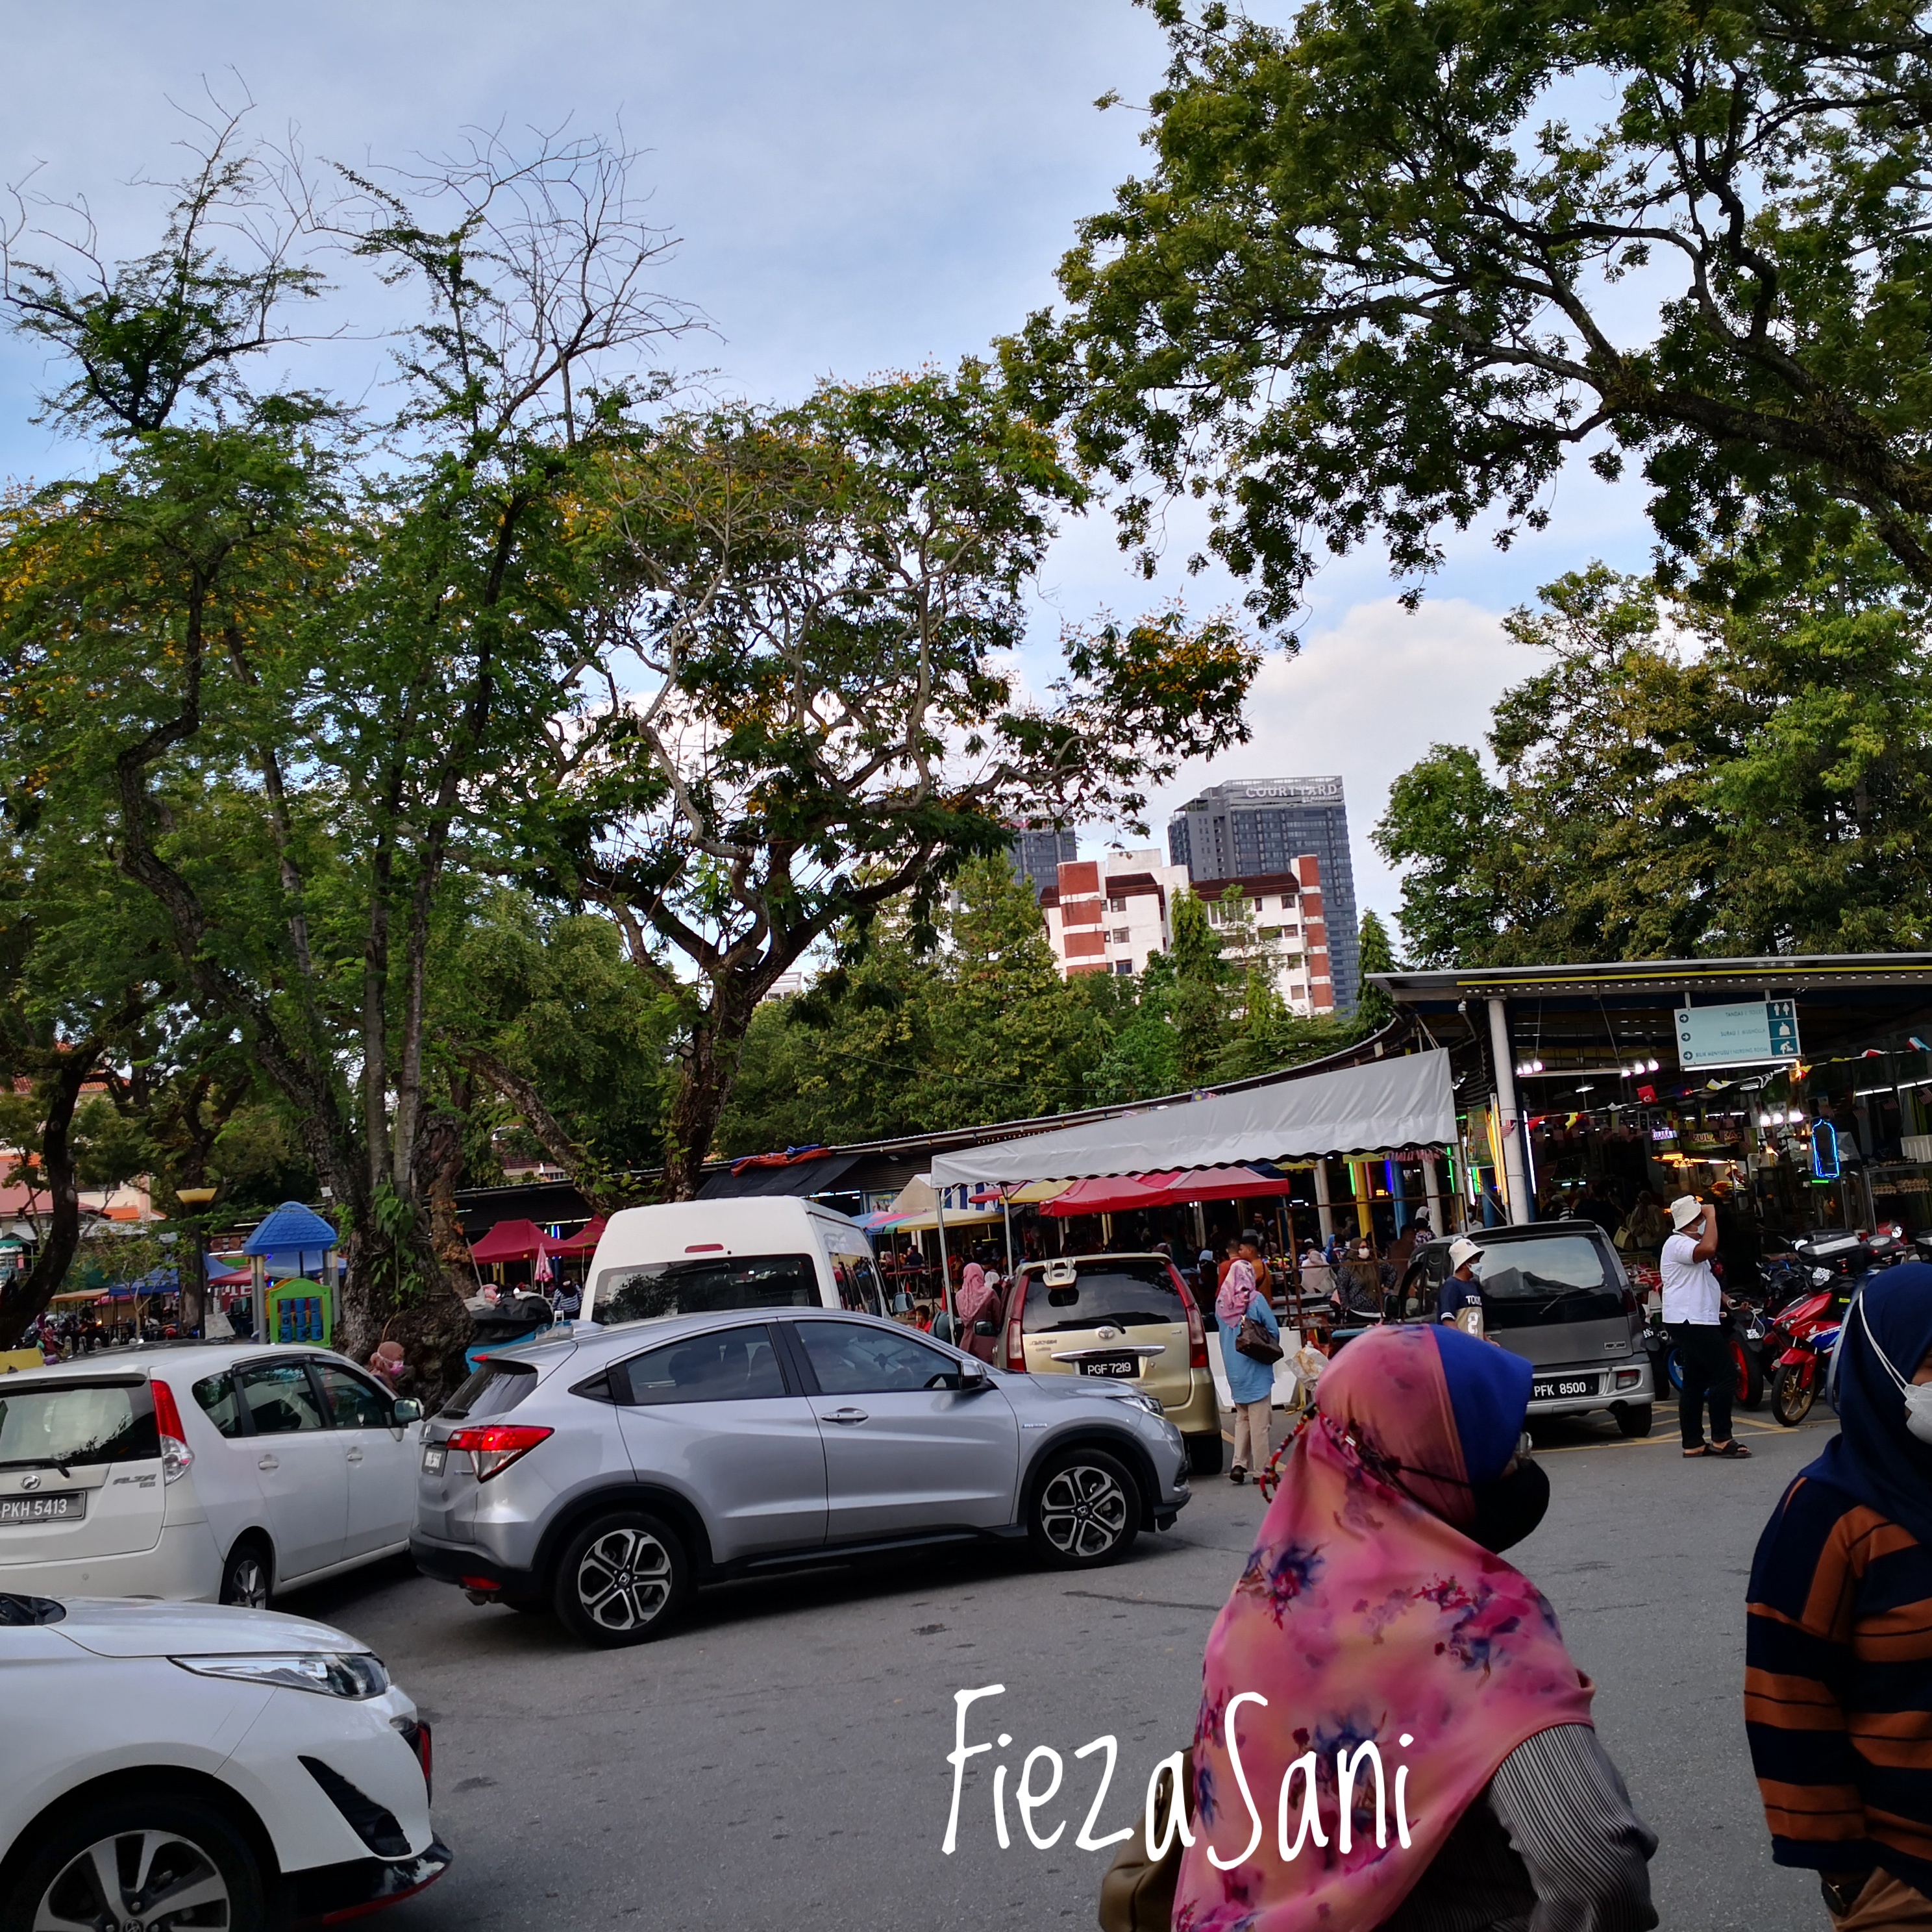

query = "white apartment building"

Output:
[[1039, 850, 1335, 1016]]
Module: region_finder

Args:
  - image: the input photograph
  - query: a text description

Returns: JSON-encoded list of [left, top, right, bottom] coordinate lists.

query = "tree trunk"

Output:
[[0, 1041, 103, 1349], [458, 1048, 632, 1219], [660, 1004, 747, 1201]]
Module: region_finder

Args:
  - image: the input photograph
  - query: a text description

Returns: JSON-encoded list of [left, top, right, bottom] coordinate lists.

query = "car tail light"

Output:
[[444, 1424, 552, 1481], [1170, 1263, 1209, 1368], [1004, 1291, 1027, 1372], [150, 1378, 193, 1484]]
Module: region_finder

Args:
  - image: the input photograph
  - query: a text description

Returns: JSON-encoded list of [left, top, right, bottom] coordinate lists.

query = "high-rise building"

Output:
[[1007, 824, 1079, 898], [1168, 777, 1361, 1011]]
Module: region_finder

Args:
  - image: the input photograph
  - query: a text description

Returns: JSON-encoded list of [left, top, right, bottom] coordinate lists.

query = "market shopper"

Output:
[[1663, 1194, 1751, 1459], [1746, 1263, 1932, 1928], [1439, 1235, 1487, 1331], [1217, 1253, 1278, 1485], [1174, 1323, 1657, 1930]]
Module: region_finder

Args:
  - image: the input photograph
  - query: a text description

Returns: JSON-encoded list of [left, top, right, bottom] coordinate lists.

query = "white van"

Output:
[[580, 1199, 889, 1328]]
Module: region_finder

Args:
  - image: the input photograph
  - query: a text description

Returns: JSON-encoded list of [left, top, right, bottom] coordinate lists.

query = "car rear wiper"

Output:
[[0, 1455, 73, 1477]]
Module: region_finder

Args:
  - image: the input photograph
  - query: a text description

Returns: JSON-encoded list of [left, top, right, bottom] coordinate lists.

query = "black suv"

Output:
[[1396, 1219, 1655, 1438]]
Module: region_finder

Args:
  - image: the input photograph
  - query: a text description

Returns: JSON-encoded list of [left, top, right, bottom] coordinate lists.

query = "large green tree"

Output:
[[1008, 0, 1932, 625], [538, 370, 1259, 1193], [1374, 560, 1932, 963]]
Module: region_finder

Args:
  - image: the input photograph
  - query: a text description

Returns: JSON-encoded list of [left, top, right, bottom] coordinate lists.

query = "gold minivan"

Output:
[[985, 1254, 1223, 1476]]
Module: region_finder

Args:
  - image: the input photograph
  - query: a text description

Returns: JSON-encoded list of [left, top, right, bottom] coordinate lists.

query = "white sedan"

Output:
[[0, 1589, 447, 1927], [0, 1343, 423, 1605]]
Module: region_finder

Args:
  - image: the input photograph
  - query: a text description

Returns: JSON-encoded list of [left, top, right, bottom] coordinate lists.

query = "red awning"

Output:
[[1039, 1173, 1183, 1217], [469, 1219, 557, 1263], [1040, 1167, 1293, 1217], [552, 1217, 608, 1257]]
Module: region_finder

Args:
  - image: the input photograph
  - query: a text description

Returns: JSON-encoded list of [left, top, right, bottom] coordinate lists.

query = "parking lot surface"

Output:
[[284, 1404, 1837, 1932]]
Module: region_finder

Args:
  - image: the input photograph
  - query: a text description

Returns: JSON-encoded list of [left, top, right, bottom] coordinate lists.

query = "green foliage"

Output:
[[1374, 560, 1932, 963], [1009, 0, 1932, 622], [1356, 911, 1397, 1030], [1169, 889, 1224, 1086]]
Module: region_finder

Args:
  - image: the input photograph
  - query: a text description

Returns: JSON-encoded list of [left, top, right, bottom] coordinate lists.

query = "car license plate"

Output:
[[0, 1490, 86, 1526], [1531, 1377, 1594, 1402], [421, 1446, 447, 1474], [1078, 1356, 1141, 1379]]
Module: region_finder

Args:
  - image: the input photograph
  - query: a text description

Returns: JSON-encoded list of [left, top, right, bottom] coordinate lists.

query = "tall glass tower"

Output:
[[1167, 777, 1361, 1011]]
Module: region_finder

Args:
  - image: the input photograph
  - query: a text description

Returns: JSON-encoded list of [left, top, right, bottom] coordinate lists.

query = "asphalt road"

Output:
[[284, 1402, 1841, 1932]]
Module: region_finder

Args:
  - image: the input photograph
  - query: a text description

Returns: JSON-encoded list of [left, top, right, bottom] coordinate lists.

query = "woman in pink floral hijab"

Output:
[[1175, 1323, 1656, 1931]]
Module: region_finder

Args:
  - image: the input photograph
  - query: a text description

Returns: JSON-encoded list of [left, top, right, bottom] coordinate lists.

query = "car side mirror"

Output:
[[957, 1363, 993, 1394], [973, 1319, 998, 1337], [391, 1398, 423, 1425]]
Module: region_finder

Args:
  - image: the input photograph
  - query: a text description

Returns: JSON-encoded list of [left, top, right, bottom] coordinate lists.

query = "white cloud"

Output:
[[1085, 595, 1550, 925]]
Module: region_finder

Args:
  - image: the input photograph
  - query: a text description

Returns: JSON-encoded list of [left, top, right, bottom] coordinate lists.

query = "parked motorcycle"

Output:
[[1770, 1310, 1843, 1426]]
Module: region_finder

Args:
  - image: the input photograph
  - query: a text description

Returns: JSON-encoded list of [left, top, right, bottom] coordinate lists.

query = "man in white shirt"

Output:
[[1661, 1194, 1750, 1459]]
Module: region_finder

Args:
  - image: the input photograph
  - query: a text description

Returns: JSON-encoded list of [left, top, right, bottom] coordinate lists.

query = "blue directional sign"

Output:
[[1673, 998, 1802, 1071]]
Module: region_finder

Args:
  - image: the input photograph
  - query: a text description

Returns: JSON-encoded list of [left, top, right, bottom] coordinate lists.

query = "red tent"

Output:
[[469, 1219, 556, 1263], [1040, 1167, 1293, 1217], [1039, 1173, 1182, 1217], [552, 1217, 608, 1257]]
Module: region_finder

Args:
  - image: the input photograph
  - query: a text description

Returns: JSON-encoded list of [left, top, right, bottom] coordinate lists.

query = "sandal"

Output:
[[1711, 1439, 1753, 1458], [1682, 1444, 1712, 1457], [1229, 1467, 1247, 1484]]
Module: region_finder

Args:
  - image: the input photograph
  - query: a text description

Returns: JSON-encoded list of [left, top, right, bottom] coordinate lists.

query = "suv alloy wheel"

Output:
[[1028, 1448, 1139, 1569], [552, 1509, 691, 1647]]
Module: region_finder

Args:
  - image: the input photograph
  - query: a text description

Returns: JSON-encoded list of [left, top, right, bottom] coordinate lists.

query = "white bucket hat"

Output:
[[1669, 1195, 1705, 1231], [1449, 1237, 1482, 1271]]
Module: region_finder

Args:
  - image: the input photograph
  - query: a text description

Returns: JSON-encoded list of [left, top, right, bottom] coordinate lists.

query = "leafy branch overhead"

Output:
[[1008, 0, 1932, 621]]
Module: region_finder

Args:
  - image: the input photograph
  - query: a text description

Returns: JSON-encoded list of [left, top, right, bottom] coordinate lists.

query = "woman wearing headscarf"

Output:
[[1745, 1264, 1932, 1927], [955, 1261, 995, 1329], [1176, 1323, 1657, 1931], [1218, 1254, 1280, 1486]]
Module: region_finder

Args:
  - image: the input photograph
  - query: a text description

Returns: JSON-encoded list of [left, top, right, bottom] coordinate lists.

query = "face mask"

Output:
[[1467, 1457, 1550, 1553], [1857, 1298, 1932, 1445]]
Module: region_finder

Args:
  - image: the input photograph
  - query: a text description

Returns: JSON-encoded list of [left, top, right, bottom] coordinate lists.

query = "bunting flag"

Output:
[[1911, 1037, 1930, 1052]]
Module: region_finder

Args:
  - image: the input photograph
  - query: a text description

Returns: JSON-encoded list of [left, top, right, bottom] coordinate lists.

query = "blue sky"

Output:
[[0, 0, 1655, 926]]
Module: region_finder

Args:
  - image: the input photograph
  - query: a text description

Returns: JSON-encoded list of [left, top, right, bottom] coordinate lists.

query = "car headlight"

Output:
[[1110, 1389, 1167, 1421], [171, 1652, 390, 1698]]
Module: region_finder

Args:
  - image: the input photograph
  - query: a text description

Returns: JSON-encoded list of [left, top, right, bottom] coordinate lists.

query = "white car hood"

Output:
[[45, 1596, 369, 1659]]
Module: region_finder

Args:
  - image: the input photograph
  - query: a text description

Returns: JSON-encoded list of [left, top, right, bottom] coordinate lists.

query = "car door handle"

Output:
[[257, 1455, 279, 1472], [819, 1407, 869, 1425], [345, 1448, 364, 1464]]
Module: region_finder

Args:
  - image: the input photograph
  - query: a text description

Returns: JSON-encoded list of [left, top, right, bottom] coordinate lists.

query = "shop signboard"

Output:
[[1674, 998, 1801, 1071]]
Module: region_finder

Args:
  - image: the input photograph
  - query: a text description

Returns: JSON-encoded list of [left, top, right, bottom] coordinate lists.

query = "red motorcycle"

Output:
[[1766, 1287, 1844, 1426]]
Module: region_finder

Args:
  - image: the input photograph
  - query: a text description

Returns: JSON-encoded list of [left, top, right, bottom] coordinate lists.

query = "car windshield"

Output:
[[0, 1381, 155, 1470], [593, 1254, 819, 1326], [1473, 1235, 1617, 1302], [1022, 1261, 1185, 1335]]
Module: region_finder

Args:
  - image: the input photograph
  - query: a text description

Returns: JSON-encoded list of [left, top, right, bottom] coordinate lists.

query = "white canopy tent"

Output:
[[926, 1049, 1457, 1187]]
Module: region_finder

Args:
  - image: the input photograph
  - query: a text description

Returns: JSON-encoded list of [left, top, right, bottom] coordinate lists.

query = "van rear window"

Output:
[[1472, 1236, 1618, 1300], [592, 1254, 820, 1326], [0, 1380, 156, 1471], [1022, 1262, 1185, 1335]]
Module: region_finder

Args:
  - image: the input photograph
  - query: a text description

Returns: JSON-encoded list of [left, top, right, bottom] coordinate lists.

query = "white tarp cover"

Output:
[[927, 1050, 1456, 1187]]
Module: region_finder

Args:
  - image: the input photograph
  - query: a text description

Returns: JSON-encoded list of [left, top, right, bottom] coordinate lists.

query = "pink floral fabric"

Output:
[[1174, 1324, 1595, 1932]]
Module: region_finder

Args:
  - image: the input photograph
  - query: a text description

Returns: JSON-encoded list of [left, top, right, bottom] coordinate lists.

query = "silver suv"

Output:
[[408, 1308, 1192, 1646]]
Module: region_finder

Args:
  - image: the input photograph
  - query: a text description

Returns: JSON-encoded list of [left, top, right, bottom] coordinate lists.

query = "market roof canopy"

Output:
[[1041, 1166, 1300, 1217], [696, 1152, 863, 1200], [470, 1219, 556, 1263], [928, 1051, 1457, 1188], [243, 1201, 338, 1257], [552, 1217, 608, 1257]]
